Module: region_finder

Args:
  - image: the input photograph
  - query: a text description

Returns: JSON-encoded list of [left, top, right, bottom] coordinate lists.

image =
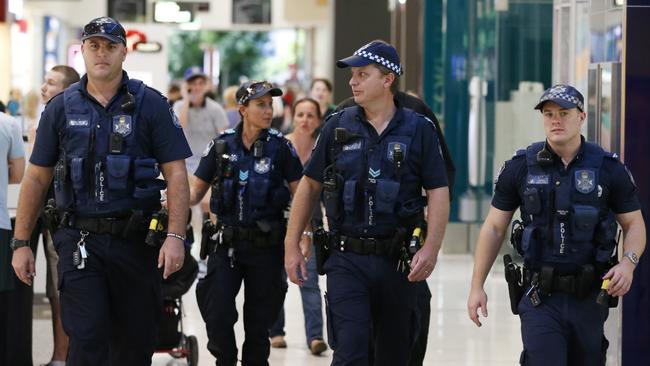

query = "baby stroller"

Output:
[[155, 246, 200, 365]]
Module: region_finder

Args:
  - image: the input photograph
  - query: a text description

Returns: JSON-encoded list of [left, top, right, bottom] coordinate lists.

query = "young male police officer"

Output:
[[11, 17, 192, 365], [285, 40, 450, 365], [467, 84, 646, 365]]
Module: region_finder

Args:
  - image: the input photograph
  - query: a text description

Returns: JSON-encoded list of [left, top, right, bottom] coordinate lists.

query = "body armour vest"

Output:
[[517, 141, 617, 269], [54, 79, 165, 216], [209, 128, 291, 227], [324, 106, 426, 237]]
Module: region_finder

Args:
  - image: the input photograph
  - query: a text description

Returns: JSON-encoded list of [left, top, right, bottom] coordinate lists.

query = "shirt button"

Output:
[[96, 125, 101, 128], [555, 181, 560, 186]]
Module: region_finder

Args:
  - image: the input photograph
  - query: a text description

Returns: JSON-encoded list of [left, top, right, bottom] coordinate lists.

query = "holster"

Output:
[[41, 198, 60, 234], [503, 254, 524, 315], [200, 217, 217, 260], [314, 228, 330, 275]]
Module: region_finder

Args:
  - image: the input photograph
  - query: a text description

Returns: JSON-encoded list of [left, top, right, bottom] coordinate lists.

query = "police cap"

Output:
[[236, 81, 283, 105], [535, 84, 584, 112], [81, 17, 126, 46], [336, 40, 403, 76]]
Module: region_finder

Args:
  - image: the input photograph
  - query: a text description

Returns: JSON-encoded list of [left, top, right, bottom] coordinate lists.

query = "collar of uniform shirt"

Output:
[[546, 135, 587, 166], [354, 99, 403, 136]]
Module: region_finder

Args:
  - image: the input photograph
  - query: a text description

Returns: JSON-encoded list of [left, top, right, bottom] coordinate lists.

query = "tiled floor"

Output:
[[31, 253, 621, 365]]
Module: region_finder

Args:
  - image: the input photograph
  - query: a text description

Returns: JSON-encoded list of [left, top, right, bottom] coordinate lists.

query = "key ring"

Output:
[[77, 230, 89, 246]]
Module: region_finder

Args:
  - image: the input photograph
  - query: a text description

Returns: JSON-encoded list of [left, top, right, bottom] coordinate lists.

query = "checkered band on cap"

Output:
[[539, 85, 584, 110], [353, 50, 403, 76]]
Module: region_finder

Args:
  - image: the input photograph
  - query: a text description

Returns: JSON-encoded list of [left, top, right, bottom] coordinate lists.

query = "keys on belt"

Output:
[[72, 230, 89, 270]]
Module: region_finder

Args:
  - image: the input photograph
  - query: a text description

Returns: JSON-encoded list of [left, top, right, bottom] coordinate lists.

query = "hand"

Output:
[[603, 260, 636, 297], [158, 237, 185, 279], [467, 287, 489, 327], [285, 243, 307, 286], [11, 247, 36, 286], [299, 236, 312, 260], [407, 244, 439, 282]]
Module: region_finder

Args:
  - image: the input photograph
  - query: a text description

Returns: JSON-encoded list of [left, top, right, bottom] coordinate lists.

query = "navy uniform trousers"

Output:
[[323, 249, 420, 366], [196, 241, 286, 366], [518, 289, 609, 366], [54, 227, 161, 366]]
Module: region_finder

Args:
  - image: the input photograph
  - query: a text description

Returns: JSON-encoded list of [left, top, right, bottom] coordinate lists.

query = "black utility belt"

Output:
[[331, 234, 404, 257], [525, 264, 600, 297], [220, 225, 284, 248], [61, 213, 150, 239]]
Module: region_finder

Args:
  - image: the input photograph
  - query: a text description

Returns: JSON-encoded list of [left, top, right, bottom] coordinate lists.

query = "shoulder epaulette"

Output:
[[222, 128, 236, 135], [513, 149, 526, 159], [268, 128, 283, 138], [604, 151, 620, 161], [325, 110, 343, 122]]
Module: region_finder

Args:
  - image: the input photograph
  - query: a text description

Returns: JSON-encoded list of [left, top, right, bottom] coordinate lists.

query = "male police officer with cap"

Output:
[[11, 16, 192, 365], [285, 40, 450, 365], [467, 84, 646, 365]]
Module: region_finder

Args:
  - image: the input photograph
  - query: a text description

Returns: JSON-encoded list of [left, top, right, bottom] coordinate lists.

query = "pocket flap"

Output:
[[375, 179, 400, 213], [106, 155, 131, 179], [134, 158, 160, 181], [249, 177, 270, 208], [376, 179, 400, 201]]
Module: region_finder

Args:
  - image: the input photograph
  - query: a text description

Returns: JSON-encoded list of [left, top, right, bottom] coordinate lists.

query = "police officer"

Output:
[[467, 84, 646, 365], [191, 80, 303, 366], [336, 78, 455, 366], [285, 40, 450, 365], [11, 17, 192, 365]]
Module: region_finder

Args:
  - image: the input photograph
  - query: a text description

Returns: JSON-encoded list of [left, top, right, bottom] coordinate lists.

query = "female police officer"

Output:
[[285, 40, 450, 365], [468, 84, 646, 365], [190, 81, 303, 366]]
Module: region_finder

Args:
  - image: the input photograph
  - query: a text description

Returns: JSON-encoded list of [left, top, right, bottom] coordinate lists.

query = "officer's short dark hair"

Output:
[[51, 65, 80, 88]]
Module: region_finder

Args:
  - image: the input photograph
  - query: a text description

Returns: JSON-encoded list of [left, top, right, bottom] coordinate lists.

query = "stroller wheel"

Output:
[[187, 335, 199, 366]]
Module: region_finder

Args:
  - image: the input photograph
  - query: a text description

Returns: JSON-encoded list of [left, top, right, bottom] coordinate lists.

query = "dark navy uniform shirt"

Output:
[[194, 123, 303, 191], [31, 72, 191, 168], [493, 140, 640, 214], [304, 100, 448, 237]]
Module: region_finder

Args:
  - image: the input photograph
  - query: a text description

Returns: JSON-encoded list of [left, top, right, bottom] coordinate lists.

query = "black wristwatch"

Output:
[[9, 238, 30, 251]]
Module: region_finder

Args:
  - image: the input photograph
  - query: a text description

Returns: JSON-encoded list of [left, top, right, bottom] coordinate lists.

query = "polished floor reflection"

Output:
[[32, 253, 621, 365]]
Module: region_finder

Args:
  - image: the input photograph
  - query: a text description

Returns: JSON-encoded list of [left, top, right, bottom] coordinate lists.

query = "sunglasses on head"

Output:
[[239, 82, 274, 104], [82, 21, 125, 42]]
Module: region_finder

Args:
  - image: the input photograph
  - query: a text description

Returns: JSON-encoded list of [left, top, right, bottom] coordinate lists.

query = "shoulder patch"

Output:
[[169, 107, 181, 128], [222, 128, 236, 135], [202, 139, 214, 157]]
